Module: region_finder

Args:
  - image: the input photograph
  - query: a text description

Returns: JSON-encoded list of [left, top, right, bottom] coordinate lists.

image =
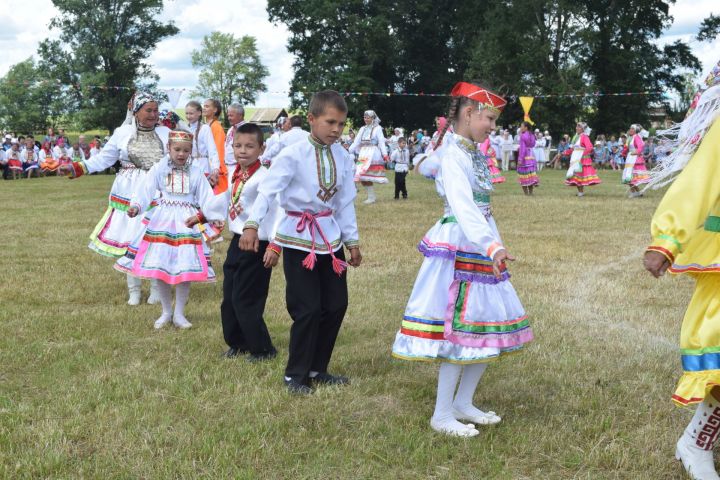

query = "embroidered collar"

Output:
[[454, 134, 493, 193], [232, 160, 261, 184], [308, 136, 338, 202], [308, 135, 328, 149], [229, 160, 262, 220]]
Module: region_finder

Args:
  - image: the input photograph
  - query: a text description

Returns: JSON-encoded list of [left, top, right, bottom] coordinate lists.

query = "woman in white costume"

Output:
[[60, 92, 170, 306], [349, 110, 388, 204]]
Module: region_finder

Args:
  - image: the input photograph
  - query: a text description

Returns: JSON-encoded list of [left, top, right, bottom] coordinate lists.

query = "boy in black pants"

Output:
[[190, 123, 281, 361], [391, 137, 410, 199], [241, 91, 362, 394]]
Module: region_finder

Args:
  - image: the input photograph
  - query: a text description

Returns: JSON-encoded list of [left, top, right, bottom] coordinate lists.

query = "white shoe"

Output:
[[173, 315, 192, 329], [577, 192, 585, 197], [127, 291, 141, 306], [676, 432, 720, 480], [430, 417, 480, 437], [453, 408, 502, 425], [153, 314, 172, 330], [362, 198, 375, 204]]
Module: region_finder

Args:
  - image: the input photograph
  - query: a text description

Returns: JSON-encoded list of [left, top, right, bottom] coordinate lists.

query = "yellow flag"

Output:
[[519, 96, 535, 125]]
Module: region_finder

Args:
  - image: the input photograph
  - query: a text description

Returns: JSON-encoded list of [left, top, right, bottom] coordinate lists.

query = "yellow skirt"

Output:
[[673, 273, 720, 406]]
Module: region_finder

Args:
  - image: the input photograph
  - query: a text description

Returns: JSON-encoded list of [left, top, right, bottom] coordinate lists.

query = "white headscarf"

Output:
[[364, 110, 381, 127]]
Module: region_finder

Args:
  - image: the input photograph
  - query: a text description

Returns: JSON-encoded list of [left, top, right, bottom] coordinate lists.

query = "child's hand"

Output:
[[263, 249, 280, 268], [185, 214, 200, 228], [127, 207, 139, 218], [348, 247, 362, 267], [211, 220, 225, 230], [240, 228, 259, 252], [208, 170, 219, 187], [492, 250, 514, 279], [644, 250, 670, 278]]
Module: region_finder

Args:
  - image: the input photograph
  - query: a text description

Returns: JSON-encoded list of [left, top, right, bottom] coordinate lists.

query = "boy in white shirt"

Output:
[[191, 123, 282, 361], [240, 90, 362, 394], [391, 137, 410, 199]]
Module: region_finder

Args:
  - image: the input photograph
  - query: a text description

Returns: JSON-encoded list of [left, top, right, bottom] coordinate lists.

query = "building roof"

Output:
[[248, 108, 288, 124]]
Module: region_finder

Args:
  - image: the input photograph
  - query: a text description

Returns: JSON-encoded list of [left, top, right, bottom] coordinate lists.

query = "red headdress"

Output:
[[450, 82, 507, 113], [168, 130, 193, 144]]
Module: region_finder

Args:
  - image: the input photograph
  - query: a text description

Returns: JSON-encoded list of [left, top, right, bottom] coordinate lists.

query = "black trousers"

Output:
[[220, 234, 274, 354], [283, 247, 348, 382], [394, 171, 407, 198]]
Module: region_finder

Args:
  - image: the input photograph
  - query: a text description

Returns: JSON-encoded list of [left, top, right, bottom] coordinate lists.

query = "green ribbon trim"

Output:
[[681, 345, 720, 356], [705, 216, 720, 233], [451, 282, 530, 333], [657, 234, 682, 251], [440, 216, 457, 224], [473, 192, 491, 203]]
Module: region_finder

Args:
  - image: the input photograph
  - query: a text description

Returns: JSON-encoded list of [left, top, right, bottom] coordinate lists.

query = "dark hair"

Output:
[[26, 134, 34, 140], [186, 100, 202, 112], [309, 90, 348, 116], [289, 115, 303, 127], [235, 122, 264, 146], [435, 96, 476, 148], [398, 137, 407, 144], [522, 121, 532, 130], [206, 98, 222, 118]]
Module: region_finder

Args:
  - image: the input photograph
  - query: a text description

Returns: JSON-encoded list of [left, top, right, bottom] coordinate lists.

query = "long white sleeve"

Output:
[[441, 152, 503, 258], [83, 132, 121, 173], [246, 150, 296, 229], [332, 155, 360, 248], [201, 125, 220, 171], [194, 167, 224, 220], [130, 163, 161, 213], [333, 152, 360, 246], [376, 128, 388, 157]]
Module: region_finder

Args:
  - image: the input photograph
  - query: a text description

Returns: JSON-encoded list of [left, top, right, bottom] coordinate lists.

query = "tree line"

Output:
[[267, 0, 720, 133]]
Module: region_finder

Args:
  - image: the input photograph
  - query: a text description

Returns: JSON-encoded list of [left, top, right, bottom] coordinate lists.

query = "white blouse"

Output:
[[247, 136, 359, 253]]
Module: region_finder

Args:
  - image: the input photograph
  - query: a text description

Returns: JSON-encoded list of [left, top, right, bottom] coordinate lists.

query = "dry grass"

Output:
[[0, 169, 695, 478]]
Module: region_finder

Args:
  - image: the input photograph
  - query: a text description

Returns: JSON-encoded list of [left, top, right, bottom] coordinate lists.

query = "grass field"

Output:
[[0, 168, 696, 479]]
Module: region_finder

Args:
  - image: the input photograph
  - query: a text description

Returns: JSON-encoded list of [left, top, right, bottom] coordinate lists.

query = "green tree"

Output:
[[269, 0, 705, 137], [0, 59, 44, 132], [37, 0, 178, 131], [0, 58, 66, 133], [578, 0, 701, 134], [191, 32, 269, 127]]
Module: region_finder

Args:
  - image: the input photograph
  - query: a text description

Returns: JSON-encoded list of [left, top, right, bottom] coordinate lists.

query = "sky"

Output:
[[0, 0, 718, 109]]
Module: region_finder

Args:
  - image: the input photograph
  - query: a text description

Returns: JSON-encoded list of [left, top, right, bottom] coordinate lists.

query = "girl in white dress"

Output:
[[392, 81, 533, 437], [116, 130, 223, 329]]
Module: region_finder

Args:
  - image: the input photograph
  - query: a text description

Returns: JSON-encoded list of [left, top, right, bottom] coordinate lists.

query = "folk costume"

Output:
[[245, 134, 359, 387], [565, 130, 601, 189], [517, 130, 539, 187], [646, 61, 720, 480], [480, 138, 505, 184], [392, 82, 533, 437], [68, 91, 170, 305], [350, 110, 388, 204]]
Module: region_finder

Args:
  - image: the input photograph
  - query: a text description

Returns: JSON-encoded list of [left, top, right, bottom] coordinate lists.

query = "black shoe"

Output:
[[221, 347, 247, 358], [247, 348, 277, 363], [284, 377, 313, 395], [310, 372, 350, 386]]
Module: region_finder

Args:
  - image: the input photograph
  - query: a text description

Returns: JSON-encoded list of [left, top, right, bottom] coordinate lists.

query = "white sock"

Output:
[[154, 281, 173, 328], [453, 364, 500, 425], [147, 279, 160, 304], [173, 282, 192, 328], [431, 363, 479, 437], [126, 274, 141, 305]]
